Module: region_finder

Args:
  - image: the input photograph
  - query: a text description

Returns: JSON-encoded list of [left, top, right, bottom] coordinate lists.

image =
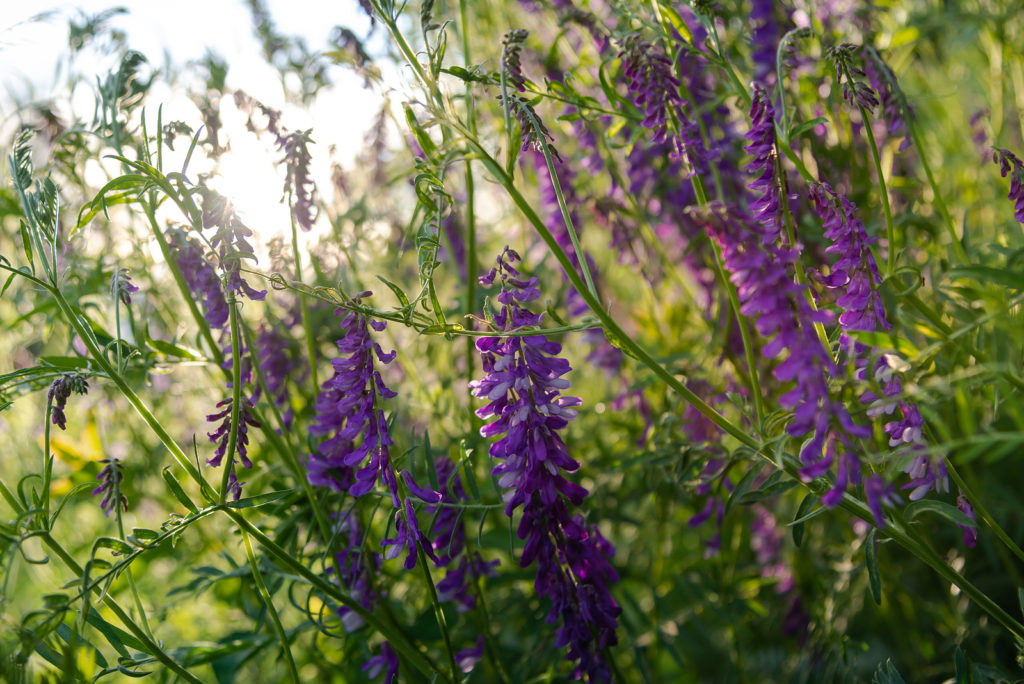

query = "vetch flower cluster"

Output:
[[810, 183, 948, 503], [206, 395, 262, 500], [169, 229, 229, 330], [199, 188, 268, 302], [619, 34, 705, 173], [48, 373, 88, 431], [256, 323, 303, 429], [826, 44, 879, 112], [745, 85, 783, 242], [863, 48, 914, 150], [994, 147, 1024, 225], [92, 457, 128, 516], [307, 298, 399, 499], [110, 267, 138, 305], [422, 456, 498, 612], [470, 247, 620, 681], [697, 205, 878, 516]]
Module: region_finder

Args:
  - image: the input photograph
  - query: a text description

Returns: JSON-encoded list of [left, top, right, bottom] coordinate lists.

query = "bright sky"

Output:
[[0, 0, 391, 244]]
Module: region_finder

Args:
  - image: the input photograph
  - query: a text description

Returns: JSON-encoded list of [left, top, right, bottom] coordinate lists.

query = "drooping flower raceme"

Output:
[[199, 188, 267, 302], [279, 129, 318, 232], [206, 395, 262, 501], [48, 373, 88, 431], [863, 48, 914, 150], [308, 298, 435, 570], [422, 456, 499, 612], [470, 247, 620, 682], [745, 85, 783, 243], [110, 267, 139, 305], [619, 34, 705, 173], [994, 147, 1024, 225], [810, 182, 948, 502], [698, 205, 880, 516], [169, 229, 230, 330], [307, 300, 398, 499], [92, 457, 128, 516], [256, 323, 303, 429]]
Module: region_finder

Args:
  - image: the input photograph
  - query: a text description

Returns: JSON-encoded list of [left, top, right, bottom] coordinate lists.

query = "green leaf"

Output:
[[871, 658, 906, 684], [376, 275, 411, 309], [163, 467, 199, 514], [39, 355, 90, 370], [224, 489, 296, 509], [865, 529, 882, 606], [739, 474, 797, 504], [128, 527, 161, 544], [147, 338, 202, 360], [905, 499, 976, 528], [92, 537, 133, 556], [84, 610, 146, 656], [788, 116, 828, 140], [954, 646, 971, 684], [948, 265, 1024, 290], [791, 493, 817, 547], [725, 463, 764, 514], [55, 623, 109, 668], [849, 330, 920, 359]]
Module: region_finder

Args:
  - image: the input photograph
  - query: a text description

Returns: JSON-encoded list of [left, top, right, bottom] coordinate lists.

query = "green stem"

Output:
[[112, 468, 154, 641], [290, 201, 320, 391], [906, 117, 969, 263], [857, 102, 898, 275], [42, 396, 54, 529], [219, 297, 244, 504], [223, 508, 449, 683], [48, 288, 217, 502], [241, 527, 300, 683], [418, 546, 459, 682], [39, 533, 203, 684], [526, 107, 599, 303], [945, 459, 1024, 566]]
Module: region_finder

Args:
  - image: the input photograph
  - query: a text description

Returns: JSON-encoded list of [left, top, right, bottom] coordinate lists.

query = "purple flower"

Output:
[[333, 514, 381, 633], [471, 247, 620, 681], [697, 205, 877, 517], [455, 636, 485, 674], [810, 183, 949, 502], [199, 188, 267, 301], [92, 457, 128, 516], [619, 34, 705, 173], [419, 457, 499, 612], [956, 493, 978, 548], [994, 147, 1024, 224], [750, 0, 780, 83], [826, 44, 879, 111], [111, 268, 139, 305], [307, 302, 400, 504], [170, 229, 229, 330], [809, 182, 888, 335], [380, 497, 437, 570], [502, 93, 560, 160], [48, 373, 88, 431], [206, 394, 262, 500], [970, 109, 989, 156], [750, 506, 793, 593], [863, 48, 913, 150], [362, 643, 398, 683], [745, 85, 782, 243], [256, 324, 303, 429], [502, 29, 529, 92], [279, 129, 318, 232]]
